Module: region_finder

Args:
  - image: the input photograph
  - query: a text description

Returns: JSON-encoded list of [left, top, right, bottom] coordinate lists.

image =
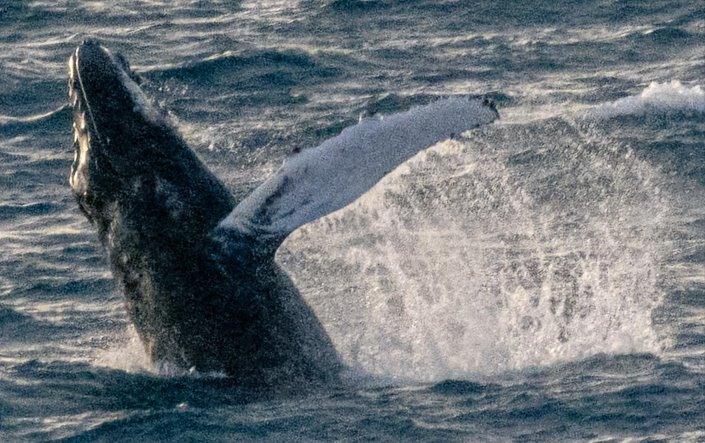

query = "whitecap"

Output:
[[592, 80, 705, 118]]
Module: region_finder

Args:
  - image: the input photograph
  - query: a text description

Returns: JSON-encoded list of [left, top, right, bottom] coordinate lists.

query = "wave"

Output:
[[2, 358, 256, 440], [0, 202, 58, 221], [0, 305, 58, 343], [146, 49, 339, 86], [0, 105, 71, 136], [626, 26, 696, 45], [325, 0, 389, 12], [591, 81, 705, 118]]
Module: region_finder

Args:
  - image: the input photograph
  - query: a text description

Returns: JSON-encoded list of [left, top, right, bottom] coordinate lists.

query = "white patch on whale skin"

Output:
[[77, 111, 87, 131], [70, 130, 91, 194], [68, 52, 77, 86], [69, 110, 91, 194], [78, 126, 90, 169]]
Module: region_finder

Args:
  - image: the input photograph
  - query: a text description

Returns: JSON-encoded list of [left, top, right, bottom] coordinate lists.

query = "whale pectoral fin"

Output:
[[216, 97, 499, 249]]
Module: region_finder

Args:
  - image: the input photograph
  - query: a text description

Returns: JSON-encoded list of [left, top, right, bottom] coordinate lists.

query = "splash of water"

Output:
[[93, 326, 152, 373], [94, 327, 228, 378], [593, 80, 705, 118], [281, 117, 673, 382]]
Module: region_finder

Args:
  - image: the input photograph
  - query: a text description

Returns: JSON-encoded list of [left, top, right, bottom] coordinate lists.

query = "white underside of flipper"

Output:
[[218, 97, 499, 242]]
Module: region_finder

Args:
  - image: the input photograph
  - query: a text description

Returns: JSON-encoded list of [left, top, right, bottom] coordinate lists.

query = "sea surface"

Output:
[[2, 0, 705, 441]]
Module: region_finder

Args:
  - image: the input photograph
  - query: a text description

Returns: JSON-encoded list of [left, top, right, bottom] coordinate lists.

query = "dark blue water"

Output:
[[2, 0, 705, 440]]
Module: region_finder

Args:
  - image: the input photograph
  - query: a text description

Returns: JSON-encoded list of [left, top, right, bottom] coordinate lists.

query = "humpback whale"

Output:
[[67, 40, 499, 385]]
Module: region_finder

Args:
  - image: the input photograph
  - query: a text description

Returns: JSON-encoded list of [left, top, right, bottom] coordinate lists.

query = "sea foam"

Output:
[[593, 80, 705, 117]]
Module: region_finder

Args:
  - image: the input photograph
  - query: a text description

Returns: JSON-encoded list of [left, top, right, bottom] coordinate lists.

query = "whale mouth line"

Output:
[[70, 46, 103, 144]]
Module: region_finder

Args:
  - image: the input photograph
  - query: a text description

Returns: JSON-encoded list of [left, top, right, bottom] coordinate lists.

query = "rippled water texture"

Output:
[[2, 0, 705, 440]]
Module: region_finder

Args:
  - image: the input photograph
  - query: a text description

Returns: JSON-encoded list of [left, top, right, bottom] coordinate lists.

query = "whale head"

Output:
[[67, 39, 234, 242], [67, 41, 186, 224]]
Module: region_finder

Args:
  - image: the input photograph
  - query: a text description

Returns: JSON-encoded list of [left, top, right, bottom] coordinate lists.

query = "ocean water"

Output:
[[2, 0, 705, 440]]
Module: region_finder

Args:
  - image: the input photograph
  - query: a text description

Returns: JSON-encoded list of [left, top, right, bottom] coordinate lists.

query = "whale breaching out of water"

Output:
[[67, 40, 499, 385]]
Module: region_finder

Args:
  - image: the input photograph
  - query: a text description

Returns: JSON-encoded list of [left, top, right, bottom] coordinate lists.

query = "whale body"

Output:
[[67, 40, 498, 385]]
